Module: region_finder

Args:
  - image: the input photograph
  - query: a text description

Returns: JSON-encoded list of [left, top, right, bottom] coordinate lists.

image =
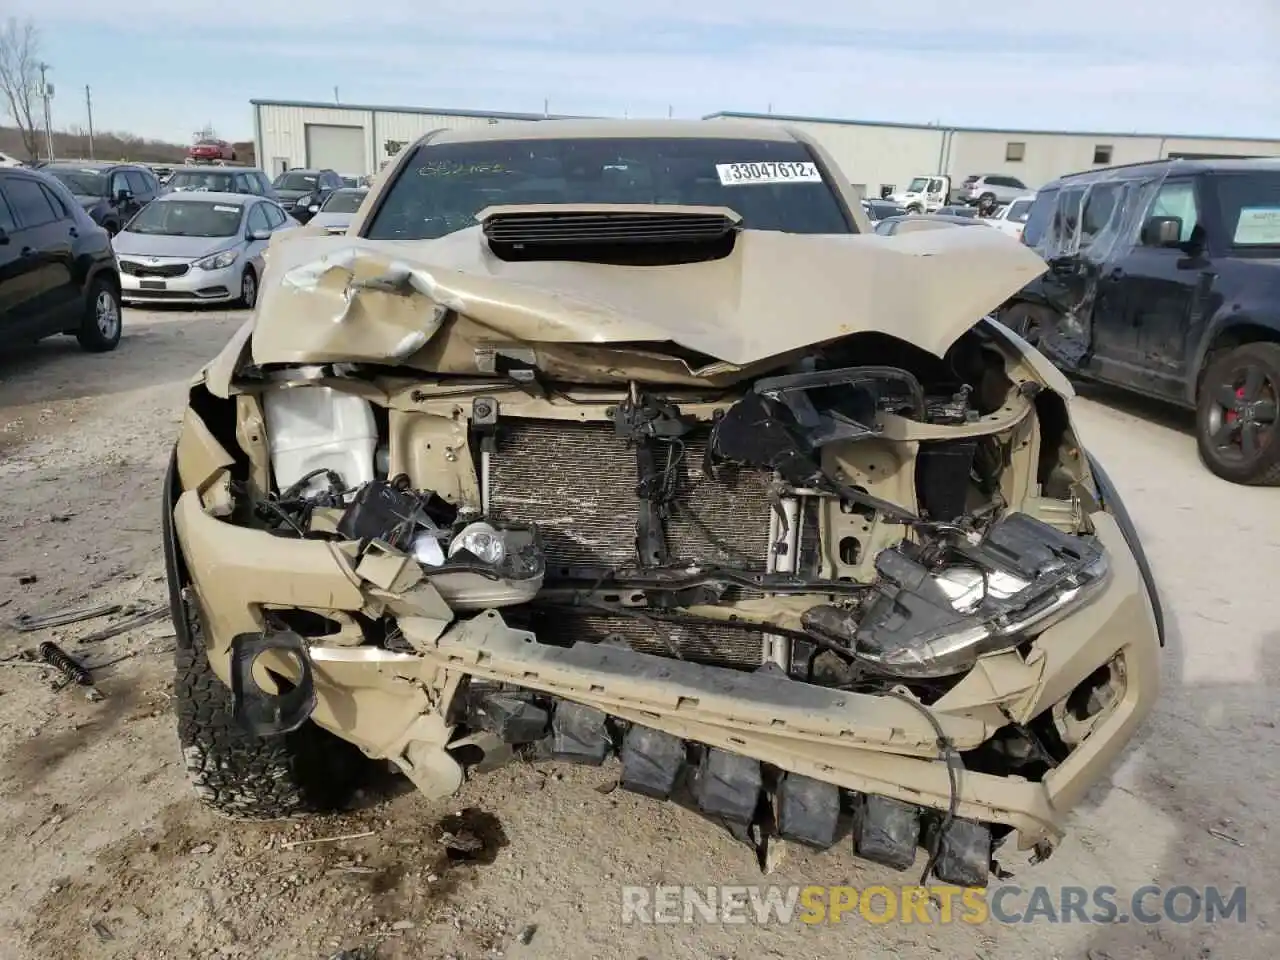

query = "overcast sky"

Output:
[[10, 1, 1280, 145]]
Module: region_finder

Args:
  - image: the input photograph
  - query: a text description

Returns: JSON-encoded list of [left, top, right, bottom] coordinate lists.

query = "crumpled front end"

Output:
[[169, 225, 1160, 885]]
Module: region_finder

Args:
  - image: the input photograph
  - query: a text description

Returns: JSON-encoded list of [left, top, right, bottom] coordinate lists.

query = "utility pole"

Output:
[[334, 86, 339, 103], [85, 85, 95, 159], [38, 62, 54, 161], [543, 98, 548, 118]]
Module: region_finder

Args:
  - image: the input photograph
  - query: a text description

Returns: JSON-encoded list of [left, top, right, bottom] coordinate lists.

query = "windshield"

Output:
[[322, 189, 367, 213], [906, 177, 929, 193], [273, 172, 319, 191], [167, 171, 236, 192], [124, 199, 244, 237], [1006, 199, 1033, 223], [365, 137, 852, 241], [1215, 172, 1280, 248], [46, 168, 106, 196]]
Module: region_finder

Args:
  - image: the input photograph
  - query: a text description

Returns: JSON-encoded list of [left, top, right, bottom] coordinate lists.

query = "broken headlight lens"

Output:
[[447, 522, 506, 564], [849, 554, 1111, 679], [430, 523, 545, 610]]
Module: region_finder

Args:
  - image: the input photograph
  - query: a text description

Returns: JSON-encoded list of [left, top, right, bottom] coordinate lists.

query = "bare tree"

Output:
[[0, 18, 41, 161]]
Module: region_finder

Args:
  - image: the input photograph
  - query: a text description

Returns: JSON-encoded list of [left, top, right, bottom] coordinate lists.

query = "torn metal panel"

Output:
[[1028, 168, 1169, 368], [234, 221, 1046, 381]]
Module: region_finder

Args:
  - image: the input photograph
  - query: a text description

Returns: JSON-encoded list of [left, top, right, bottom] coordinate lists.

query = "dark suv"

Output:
[[270, 168, 344, 224], [163, 167, 277, 200], [1001, 158, 1280, 484], [0, 166, 123, 352], [40, 162, 160, 235]]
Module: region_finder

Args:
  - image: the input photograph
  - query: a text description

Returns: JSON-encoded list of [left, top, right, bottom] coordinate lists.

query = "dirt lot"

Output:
[[1, 307, 1276, 960]]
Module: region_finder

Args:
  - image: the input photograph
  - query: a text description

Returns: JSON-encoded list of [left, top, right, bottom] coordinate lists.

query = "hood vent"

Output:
[[481, 209, 741, 264]]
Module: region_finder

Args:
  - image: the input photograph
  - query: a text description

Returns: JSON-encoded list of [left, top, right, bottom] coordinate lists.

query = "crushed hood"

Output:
[[208, 208, 1047, 396]]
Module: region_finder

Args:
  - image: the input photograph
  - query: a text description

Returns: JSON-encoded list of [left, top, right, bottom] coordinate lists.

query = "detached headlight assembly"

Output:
[[426, 521, 545, 610], [805, 513, 1112, 679], [194, 249, 238, 270]]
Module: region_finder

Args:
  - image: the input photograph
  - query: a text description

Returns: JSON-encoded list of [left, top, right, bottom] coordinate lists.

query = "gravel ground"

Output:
[[0, 308, 1276, 960]]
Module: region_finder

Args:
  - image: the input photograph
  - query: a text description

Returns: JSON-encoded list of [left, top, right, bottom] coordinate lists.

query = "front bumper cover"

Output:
[[171, 471, 1161, 853]]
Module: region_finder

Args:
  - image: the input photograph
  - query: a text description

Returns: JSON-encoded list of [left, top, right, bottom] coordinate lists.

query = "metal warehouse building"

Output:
[[253, 98, 1280, 190], [705, 111, 1280, 197], [250, 99, 584, 178]]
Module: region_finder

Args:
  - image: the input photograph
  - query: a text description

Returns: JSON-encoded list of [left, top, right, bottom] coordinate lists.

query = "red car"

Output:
[[187, 138, 237, 163]]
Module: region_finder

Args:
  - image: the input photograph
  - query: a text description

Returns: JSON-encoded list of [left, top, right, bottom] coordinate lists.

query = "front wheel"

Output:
[[174, 591, 371, 819], [76, 276, 123, 352], [1196, 342, 1280, 485]]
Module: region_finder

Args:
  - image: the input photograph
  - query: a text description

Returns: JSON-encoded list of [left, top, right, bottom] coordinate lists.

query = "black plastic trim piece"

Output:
[[1086, 453, 1166, 647], [162, 446, 195, 651]]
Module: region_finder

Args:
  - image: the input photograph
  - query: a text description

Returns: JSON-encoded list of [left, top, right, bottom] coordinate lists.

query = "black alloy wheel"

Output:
[[1196, 342, 1280, 485]]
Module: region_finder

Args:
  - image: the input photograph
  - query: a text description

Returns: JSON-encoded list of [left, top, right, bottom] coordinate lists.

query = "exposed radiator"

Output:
[[488, 418, 781, 668], [488, 419, 774, 572]]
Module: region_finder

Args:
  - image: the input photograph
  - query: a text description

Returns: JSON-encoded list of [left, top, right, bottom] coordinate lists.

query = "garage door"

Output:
[[305, 124, 366, 175]]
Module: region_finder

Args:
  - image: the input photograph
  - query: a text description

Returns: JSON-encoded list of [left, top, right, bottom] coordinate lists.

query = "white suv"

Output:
[[955, 174, 1030, 207]]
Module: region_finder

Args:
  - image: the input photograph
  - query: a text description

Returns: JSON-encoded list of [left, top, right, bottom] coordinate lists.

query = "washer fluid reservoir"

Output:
[[264, 385, 377, 496]]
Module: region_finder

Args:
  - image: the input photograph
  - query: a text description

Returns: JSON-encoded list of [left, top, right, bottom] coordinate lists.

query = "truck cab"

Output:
[[889, 175, 951, 214]]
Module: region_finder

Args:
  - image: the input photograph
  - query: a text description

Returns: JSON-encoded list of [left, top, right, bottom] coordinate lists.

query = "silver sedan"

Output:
[[112, 193, 298, 308]]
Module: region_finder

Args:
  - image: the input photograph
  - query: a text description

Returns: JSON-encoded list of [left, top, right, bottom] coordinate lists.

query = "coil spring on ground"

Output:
[[38, 641, 93, 686]]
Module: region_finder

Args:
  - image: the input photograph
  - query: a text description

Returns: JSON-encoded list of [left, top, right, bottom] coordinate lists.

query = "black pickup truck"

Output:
[[1001, 158, 1280, 485]]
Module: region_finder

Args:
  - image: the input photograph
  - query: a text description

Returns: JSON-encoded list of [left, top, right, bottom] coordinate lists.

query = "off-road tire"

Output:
[[76, 276, 123, 352], [174, 597, 370, 819], [1195, 342, 1280, 486]]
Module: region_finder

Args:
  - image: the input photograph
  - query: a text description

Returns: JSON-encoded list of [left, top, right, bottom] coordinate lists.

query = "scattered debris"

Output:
[[280, 830, 375, 850], [47, 513, 73, 523], [595, 781, 619, 795], [26, 805, 66, 838], [17, 573, 38, 585], [15, 602, 122, 632], [1207, 828, 1245, 847], [77, 604, 168, 644], [325, 866, 378, 876], [189, 843, 214, 855], [86, 643, 176, 672], [91, 920, 114, 942], [38, 641, 93, 686], [516, 924, 537, 945], [391, 919, 416, 930]]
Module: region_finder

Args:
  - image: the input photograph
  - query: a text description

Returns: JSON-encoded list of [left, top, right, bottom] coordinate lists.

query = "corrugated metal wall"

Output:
[[943, 132, 1164, 192], [255, 101, 1280, 187], [255, 102, 545, 176], [706, 112, 1280, 198], [370, 112, 539, 169], [256, 104, 375, 175]]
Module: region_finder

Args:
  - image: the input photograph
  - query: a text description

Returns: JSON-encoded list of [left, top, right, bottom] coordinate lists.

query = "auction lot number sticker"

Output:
[[715, 162, 822, 185]]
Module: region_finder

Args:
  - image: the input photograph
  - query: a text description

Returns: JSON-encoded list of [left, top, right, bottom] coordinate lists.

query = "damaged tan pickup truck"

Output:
[[162, 120, 1164, 887]]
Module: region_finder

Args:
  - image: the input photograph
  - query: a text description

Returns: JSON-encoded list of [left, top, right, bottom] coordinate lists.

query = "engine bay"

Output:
[[231, 325, 1101, 702]]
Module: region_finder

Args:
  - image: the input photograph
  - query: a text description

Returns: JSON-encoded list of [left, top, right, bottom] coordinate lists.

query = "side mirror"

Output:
[[248, 228, 271, 241], [0, 226, 8, 245], [115, 189, 132, 204], [1141, 216, 1182, 248]]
